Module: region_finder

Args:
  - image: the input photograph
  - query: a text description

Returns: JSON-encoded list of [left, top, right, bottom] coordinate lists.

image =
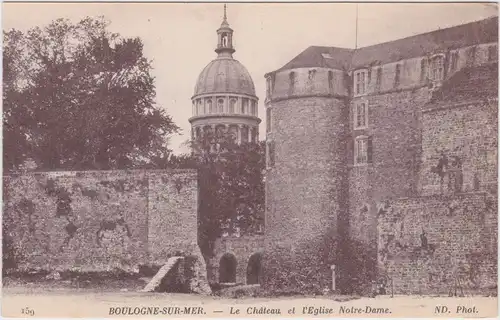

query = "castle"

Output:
[[3, 11, 497, 296], [263, 16, 498, 293]]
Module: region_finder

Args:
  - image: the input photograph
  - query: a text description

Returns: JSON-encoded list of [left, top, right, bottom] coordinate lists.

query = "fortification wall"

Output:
[[420, 100, 498, 196], [208, 234, 264, 284], [377, 193, 497, 295], [263, 92, 349, 292], [3, 169, 198, 272]]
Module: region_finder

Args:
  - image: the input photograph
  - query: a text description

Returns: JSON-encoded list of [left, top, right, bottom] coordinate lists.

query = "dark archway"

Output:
[[219, 253, 237, 283], [246, 253, 262, 285]]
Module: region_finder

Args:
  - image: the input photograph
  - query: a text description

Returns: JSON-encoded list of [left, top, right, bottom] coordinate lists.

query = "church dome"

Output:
[[194, 58, 256, 97]]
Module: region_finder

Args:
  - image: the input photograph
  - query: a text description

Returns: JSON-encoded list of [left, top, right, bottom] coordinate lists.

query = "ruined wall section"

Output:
[[377, 193, 497, 294], [420, 100, 498, 196], [3, 169, 198, 272]]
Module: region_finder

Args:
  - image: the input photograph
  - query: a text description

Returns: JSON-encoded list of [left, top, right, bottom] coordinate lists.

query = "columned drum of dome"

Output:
[[189, 5, 261, 145]]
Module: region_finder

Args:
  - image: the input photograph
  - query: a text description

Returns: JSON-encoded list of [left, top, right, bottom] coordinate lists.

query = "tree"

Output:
[[169, 133, 265, 258], [3, 16, 179, 172]]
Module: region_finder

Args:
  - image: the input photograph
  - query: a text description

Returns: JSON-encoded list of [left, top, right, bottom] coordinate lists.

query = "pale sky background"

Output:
[[3, 2, 498, 154]]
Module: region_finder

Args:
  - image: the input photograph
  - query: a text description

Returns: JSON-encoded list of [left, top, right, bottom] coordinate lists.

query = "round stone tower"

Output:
[[263, 66, 350, 292], [190, 5, 260, 145]]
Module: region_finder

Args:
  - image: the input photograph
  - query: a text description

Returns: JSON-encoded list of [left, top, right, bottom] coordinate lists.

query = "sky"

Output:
[[3, 2, 498, 154]]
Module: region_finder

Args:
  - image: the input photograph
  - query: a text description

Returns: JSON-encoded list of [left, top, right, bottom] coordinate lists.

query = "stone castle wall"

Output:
[[264, 92, 349, 292], [420, 100, 498, 196], [346, 88, 429, 289], [3, 169, 198, 272], [377, 193, 497, 294], [208, 234, 264, 284]]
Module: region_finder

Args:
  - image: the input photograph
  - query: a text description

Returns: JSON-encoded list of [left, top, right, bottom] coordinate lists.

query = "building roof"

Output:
[[193, 57, 256, 98], [270, 16, 498, 74], [429, 62, 498, 106]]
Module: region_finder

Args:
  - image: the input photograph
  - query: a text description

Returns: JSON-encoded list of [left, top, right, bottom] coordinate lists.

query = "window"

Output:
[[450, 52, 459, 71], [229, 99, 236, 114], [266, 77, 271, 97], [466, 46, 476, 66], [229, 125, 238, 141], [394, 64, 401, 87], [376, 68, 382, 91], [241, 126, 249, 143], [251, 128, 257, 143], [197, 100, 203, 115], [242, 98, 248, 114], [217, 99, 224, 113], [289, 72, 296, 92], [420, 58, 427, 82], [354, 136, 373, 165], [429, 55, 444, 82], [266, 108, 272, 133], [251, 101, 257, 116], [354, 101, 368, 129], [328, 71, 334, 91], [488, 45, 497, 62], [354, 69, 367, 95], [207, 99, 213, 114], [267, 141, 275, 167]]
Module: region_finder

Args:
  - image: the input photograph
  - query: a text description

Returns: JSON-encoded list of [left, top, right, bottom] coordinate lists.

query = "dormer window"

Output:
[[354, 69, 367, 96], [429, 55, 444, 82]]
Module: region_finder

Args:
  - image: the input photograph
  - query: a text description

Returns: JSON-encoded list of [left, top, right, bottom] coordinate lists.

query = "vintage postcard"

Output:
[[2, 1, 498, 318]]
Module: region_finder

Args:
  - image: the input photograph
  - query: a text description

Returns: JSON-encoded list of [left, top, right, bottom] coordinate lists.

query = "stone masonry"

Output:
[[3, 169, 198, 272], [263, 17, 498, 293]]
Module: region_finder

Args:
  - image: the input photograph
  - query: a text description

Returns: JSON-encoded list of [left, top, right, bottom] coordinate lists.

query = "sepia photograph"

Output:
[[2, 1, 498, 318]]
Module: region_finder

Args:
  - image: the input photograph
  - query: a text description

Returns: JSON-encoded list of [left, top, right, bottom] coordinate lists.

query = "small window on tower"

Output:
[[429, 55, 444, 82], [229, 99, 236, 113], [353, 101, 368, 129], [289, 72, 296, 92], [266, 108, 272, 133], [207, 99, 213, 114], [221, 33, 228, 47], [394, 64, 401, 87], [354, 69, 367, 96], [267, 141, 275, 168], [488, 45, 497, 62], [354, 136, 373, 165], [376, 68, 382, 91], [242, 98, 248, 114], [251, 101, 257, 116], [328, 71, 334, 91], [218, 99, 224, 113], [420, 58, 427, 82]]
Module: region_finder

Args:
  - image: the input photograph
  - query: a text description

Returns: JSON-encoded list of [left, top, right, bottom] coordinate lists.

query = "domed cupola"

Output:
[[190, 4, 261, 146]]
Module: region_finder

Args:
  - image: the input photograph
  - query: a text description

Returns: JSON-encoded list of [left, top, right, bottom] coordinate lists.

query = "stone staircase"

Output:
[[140, 256, 183, 292]]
